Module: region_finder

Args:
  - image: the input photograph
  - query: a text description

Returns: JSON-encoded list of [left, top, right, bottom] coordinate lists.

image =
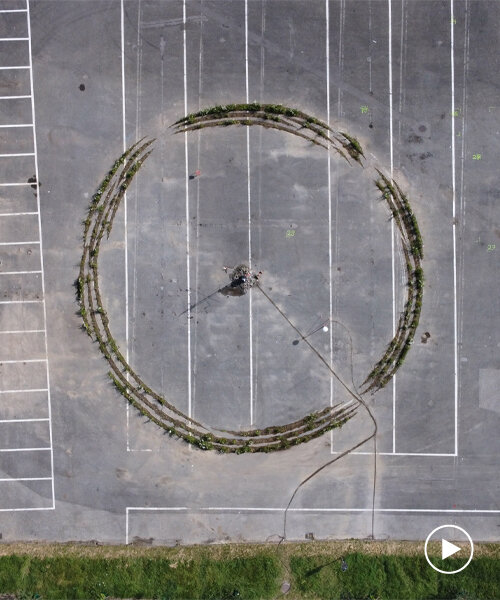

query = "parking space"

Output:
[[0, 241, 40, 271], [0, 124, 34, 153], [0, 360, 47, 391], [0, 478, 52, 510], [0, 40, 30, 67], [0, 330, 45, 361], [0, 300, 44, 330], [0, 390, 48, 419], [0, 96, 32, 124], [0, 10, 28, 37], [0, 445, 51, 478], [0, 184, 37, 213], [0, 419, 50, 449], [0, 0, 53, 512]]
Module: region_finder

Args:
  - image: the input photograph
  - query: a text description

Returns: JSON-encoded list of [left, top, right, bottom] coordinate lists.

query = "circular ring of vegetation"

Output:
[[78, 103, 423, 452]]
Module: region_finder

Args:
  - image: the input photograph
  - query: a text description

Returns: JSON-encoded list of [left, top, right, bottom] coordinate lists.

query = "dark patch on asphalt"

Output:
[[421, 331, 431, 344], [408, 133, 423, 143]]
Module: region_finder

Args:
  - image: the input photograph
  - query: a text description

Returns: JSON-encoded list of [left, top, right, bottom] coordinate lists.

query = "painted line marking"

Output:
[[0, 447, 50, 452], [0, 9, 28, 13], [0, 123, 33, 128], [0, 212, 38, 216], [0, 358, 47, 364], [450, 0, 458, 458], [0, 241, 40, 246], [244, 0, 253, 425], [120, 0, 132, 452], [183, 0, 192, 422], [0, 389, 48, 394], [0, 270, 41, 275], [325, 0, 334, 425], [120, 0, 128, 356], [0, 507, 53, 512], [128, 506, 500, 513], [388, 0, 397, 455], [126, 505, 500, 543], [0, 152, 35, 157], [0, 329, 44, 334], [27, 0, 55, 509], [0, 38, 29, 41], [0, 300, 43, 304], [0, 418, 49, 423], [0, 477, 52, 482], [0, 95, 31, 100], [0, 66, 30, 70], [331, 451, 457, 457], [0, 183, 35, 187]]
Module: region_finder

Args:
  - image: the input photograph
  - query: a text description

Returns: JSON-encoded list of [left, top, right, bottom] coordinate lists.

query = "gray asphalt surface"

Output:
[[0, 0, 498, 552]]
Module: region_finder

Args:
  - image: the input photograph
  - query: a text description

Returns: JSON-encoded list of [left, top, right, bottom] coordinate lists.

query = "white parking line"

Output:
[[0, 38, 29, 41], [27, 0, 55, 509], [325, 0, 334, 420], [183, 0, 192, 421], [0, 123, 33, 128], [0, 95, 31, 100], [244, 0, 254, 425], [0, 300, 43, 304], [0, 329, 45, 334], [0, 211, 38, 216], [0, 477, 51, 482], [333, 451, 456, 457], [0, 241, 40, 246], [387, 0, 397, 455], [120, 0, 129, 367], [0, 388, 48, 394], [0, 9, 28, 13], [0, 152, 35, 157], [0, 183, 35, 187], [119, 0, 133, 452], [0, 507, 53, 512], [204, 507, 500, 513], [450, 0, 458, 458], [126, 505, 500, 543], [0, 358, 47, 364], [0, 270, 41, 275], [0, 447, 50, 452], [0, 66, 30, 70], [0, 418, 49, 423]]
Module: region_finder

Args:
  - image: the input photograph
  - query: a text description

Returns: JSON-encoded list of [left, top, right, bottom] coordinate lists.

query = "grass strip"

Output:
[[0, 553, 280, 600], [289, 552, 500, 599], [2, 544, 500, 600]]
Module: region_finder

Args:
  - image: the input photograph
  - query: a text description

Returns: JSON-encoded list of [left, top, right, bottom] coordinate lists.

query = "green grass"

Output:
[[2, 546, 500, 599], [290, 553, 500, 599], [0, 554, 280, 600]]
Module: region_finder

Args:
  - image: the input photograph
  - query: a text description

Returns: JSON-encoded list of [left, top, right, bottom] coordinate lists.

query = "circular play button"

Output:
[[424, 525, 474, 574]]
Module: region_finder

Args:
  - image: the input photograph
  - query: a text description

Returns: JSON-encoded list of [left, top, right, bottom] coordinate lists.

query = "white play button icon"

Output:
[[425, 525, 474, 574], [442, 538, 461, 560]]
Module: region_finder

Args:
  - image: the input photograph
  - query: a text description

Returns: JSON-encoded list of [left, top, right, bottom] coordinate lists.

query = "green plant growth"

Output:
[[171, 103, 358, 163], [0, 554, 281, 600], [80, 108, 419, 449], [362, 171, 424, 394]]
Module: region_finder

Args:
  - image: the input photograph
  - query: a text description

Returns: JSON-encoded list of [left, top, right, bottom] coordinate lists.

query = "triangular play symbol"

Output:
[[442, 538, 461, 560]]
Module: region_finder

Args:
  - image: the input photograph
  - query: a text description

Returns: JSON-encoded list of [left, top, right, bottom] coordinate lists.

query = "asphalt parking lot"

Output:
[[0, 0, 499, 547]]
